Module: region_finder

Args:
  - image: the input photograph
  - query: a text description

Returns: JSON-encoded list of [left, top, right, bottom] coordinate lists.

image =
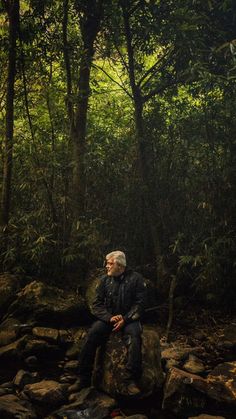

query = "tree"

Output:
[[0, 0, 19, 233]]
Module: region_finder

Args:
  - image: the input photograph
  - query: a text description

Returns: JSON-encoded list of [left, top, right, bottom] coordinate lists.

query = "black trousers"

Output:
[[78, 319, 142, 381]]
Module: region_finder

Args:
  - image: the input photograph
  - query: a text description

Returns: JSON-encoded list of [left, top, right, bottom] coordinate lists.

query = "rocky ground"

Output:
[[0, 273, 235, 419]]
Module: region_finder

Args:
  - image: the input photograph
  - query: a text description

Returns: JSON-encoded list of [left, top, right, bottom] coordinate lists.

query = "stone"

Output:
[[163, 365, 236, 417], [206, 361, 236, 405], [0, 394, 37, 418], [23, 338, 62, 359], [0, 318, 23, 347], [32, 326, 59, 343], [59, 329, 73, 344], [65, 328, 88, 359], [13, 369, 40, 389], [0, 336, 27, 363], [219, 324, 236, 348], [161, 346, 196, 361], [165, 358, 179, 371], [23, 380, 67, 407], [65, 344, 80, 359], [183, 354, 205, 374], [64, 360, 79, 372], [59, 374, 77, 384], [188, 415, 226, 419], [93, 325, 164, 397], [0, 329, 17, 347], [162, 367, 208, 416], [50, 387, 116, 419], [5, 280, 89, 327]]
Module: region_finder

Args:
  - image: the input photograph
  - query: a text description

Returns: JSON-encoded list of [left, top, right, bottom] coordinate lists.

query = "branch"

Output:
[[138, 47, 174, 88], [142, 76, 180, 103], [92, 63, 133, 98]]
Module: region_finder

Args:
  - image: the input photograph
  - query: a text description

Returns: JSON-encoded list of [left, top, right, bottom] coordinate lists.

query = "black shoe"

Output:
[[67, 377, 91, 393]]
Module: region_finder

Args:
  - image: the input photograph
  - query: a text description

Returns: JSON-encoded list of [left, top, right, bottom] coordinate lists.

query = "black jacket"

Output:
[[92, 268, 146, 323]]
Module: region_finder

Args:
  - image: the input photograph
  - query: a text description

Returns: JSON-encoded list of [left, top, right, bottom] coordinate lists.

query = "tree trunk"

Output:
[[121, 4, 164, 275], [0, 0, 19, 231], [70, 0, 103, 220]]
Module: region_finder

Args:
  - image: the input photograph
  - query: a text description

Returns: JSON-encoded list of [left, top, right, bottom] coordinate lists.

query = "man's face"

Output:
[[106, 257, 124, 277]]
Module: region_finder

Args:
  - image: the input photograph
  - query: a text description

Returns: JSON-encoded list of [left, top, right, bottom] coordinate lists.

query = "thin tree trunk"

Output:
[[121, 4, 164, 275], [166, 275, 177, 341], [63, 0, 103, 221], [1, 0, 19, 230]]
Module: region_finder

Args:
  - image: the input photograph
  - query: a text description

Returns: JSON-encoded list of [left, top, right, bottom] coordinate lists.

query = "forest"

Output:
[[0, 0, 236, 307], [0, 1, 236, 418]]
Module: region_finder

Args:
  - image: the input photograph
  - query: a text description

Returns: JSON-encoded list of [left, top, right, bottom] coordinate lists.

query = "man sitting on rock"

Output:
[[69, 250, 147, 396]]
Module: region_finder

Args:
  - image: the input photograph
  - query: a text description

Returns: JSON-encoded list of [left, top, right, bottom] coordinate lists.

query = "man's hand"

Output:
[[112, 317, 125, 332], [110, 314, 123, 324]]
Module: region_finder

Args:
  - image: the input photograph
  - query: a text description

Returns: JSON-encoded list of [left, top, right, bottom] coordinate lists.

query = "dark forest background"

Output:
[[0, 0, 235, 308]]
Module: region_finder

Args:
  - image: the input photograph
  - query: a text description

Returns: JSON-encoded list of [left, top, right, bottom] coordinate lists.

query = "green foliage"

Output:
[[0, 0, 235, 306]]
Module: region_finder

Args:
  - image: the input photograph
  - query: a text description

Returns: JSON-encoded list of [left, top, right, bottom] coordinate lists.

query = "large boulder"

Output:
[[162, 367, 208, 416], [5, 281, 90, 327], [163, 364, 236, 417], [93, 325, 164, 397]]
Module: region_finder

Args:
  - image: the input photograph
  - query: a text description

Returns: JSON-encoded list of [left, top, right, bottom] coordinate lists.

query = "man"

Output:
[[69, 250, 146, 396]]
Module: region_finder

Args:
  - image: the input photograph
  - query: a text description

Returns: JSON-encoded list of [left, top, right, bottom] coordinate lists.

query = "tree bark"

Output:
[[121, 4, 164, 274], [0, 0, 19, 230], [65, 0, 103, 220]]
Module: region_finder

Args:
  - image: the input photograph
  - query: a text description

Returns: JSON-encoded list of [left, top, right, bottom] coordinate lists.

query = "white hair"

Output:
[[106, 250, 126, 266]]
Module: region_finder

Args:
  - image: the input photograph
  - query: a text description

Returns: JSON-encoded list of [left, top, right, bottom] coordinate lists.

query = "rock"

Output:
[[188, 415, 226, 419], [0, 335, 27, 363], [0, 318, 23, 347], [183, 354, 205, 374], [0, 274, 22, 319], [206, 361, 236, 405], [32, 326, 59, 343], [50, 387, 116, 419], [59, 329, 73, 344], [163, 366, 236, 417], [193, 332, 206, 341], [0, 394, 37, 418], [162, 367, 208, 416], [0, 382, 14, 389], [0, 381, 14, 396], [94, 325, 164, 397], [0, 328, 17, 347], [65, 328, 88, 359], [59, 373, 77, 384], [5, 280, 90, 327], [23, 338, 62, 359], [161, 346, 196, 361], [13, 369, 40, 389], [64, 360, 79, 372], [164, 358, 179, 371], [23, 380, 67, 407], [219, 324, 236, 348]]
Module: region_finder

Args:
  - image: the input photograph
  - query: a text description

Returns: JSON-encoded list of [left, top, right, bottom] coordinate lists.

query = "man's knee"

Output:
[[124, 321, 142, 338]]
